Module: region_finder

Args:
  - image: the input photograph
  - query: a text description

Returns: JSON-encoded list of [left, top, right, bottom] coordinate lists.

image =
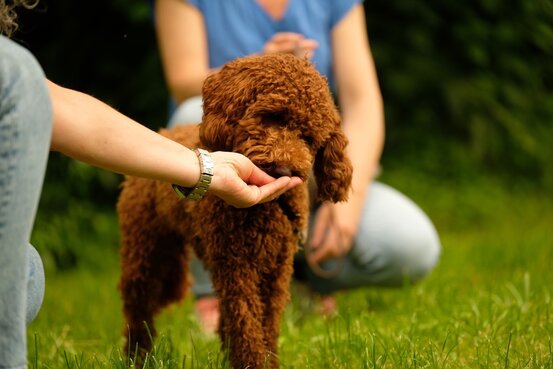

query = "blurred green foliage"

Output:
[[14, 0, 553, 198], [364, 1, 553, 187], [31, 201, 120, 272], [13, 1, 553, 270], [15, 0, 167, 209]]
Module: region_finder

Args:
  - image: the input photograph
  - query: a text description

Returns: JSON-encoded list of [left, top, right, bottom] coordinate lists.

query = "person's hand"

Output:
[[208, 151, 303, 208], [262, 32, 319, 59], [307, 202, 359, 264]]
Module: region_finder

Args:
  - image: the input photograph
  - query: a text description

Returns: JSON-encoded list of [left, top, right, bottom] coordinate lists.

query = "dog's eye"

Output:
[[262, 111, 287, 125], [302, 135, 314, 146]]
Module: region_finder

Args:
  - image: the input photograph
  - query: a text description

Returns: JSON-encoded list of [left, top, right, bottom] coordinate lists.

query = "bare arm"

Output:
[[309, 4, 385, 262], [48, 81, 301, 207], [154, 0, 213, 104], [333, 4, 385, 213]]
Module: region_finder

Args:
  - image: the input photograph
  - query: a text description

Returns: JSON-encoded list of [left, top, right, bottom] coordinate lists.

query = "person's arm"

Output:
[[309, 4, 385, 262], [48, 81, 301, 208], [154, 0, 213, 104]]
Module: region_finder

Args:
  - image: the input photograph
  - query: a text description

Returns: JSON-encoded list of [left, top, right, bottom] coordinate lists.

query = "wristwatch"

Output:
[[172, 148, 214, 201]]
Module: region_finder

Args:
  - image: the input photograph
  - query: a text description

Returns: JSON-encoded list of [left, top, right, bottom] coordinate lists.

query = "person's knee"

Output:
[[390, 223, 441, 284], [26, 245, 45, 324], [353, 182, 441, 286], [350, 229, 440, 288]]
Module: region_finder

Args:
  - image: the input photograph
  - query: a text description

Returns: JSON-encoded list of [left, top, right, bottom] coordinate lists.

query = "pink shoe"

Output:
[[318, 294, 338, 316], [195, 296, 220, 335]]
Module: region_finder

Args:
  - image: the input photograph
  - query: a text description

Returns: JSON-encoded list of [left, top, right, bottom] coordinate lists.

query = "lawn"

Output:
[[27, 169, 553, 368]]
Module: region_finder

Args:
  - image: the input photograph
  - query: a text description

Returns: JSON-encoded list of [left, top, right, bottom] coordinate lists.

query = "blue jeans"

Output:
[[169, 97, 441, 297], [0, 36, 51, 369]]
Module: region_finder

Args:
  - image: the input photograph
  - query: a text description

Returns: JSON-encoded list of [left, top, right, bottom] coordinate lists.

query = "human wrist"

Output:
[[172, 148, 214, 200], [173, 148, 201, 186]]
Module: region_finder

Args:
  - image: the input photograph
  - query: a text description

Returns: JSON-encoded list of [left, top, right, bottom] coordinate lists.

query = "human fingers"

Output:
[[256, 176, 294, 203], [308, 225, 342, 264], [308, 203, 354, 263], [243, 160, 279, 186], [226, 152, 303, 193], [270, 32, 305, 43], [310, 204, 332, 248], [223, 152, 302, 189], [264, 33, 305, 54], [257, 176, 303, 204], [209, 152, 302, 207], [294, 39, 319, 58], [226, 176, 298, 208], [210, 152, 267, 185]]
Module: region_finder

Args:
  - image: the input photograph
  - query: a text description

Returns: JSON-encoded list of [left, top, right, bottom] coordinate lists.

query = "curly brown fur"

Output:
[[117, 53, 353, 369]]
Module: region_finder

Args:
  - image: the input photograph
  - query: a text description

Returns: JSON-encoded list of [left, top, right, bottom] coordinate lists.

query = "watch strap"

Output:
[[172, 148, 214, 201]]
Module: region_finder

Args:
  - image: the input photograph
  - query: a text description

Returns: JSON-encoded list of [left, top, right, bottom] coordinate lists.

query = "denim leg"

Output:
[[304, 181, 441, 294], [190, 255, 215, 297], [25, 245, 45, 325], [0, 36, 52, 369]]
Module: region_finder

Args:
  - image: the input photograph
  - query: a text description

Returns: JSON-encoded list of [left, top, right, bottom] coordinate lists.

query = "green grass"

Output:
[[27, 171, 553, 368]]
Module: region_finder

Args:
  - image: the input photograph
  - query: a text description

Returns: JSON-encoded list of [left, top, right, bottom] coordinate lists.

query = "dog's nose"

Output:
[[273, 166, 292, 177]]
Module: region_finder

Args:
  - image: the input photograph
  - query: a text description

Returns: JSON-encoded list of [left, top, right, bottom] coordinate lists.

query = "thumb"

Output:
[[256, 176, 303, 204], [245, 163, 278, 186]]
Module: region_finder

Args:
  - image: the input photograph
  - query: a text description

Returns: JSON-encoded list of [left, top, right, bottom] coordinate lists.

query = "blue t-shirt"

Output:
[[185, 0, 361, 89]]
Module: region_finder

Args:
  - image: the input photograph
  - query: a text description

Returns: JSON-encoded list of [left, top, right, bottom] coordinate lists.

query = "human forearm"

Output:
[[332, 3, 385, 214], [172, 80, 203, 104], [155, 0, 215, 104], [48, 80, 201, 187], [342, 94, 384, 193], [47, 80, 302, 207], [340, 94, 384, 220], [169, 68, 220, 104]]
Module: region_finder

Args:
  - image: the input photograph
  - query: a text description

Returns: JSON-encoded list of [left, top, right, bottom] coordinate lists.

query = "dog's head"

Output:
[[199, 53, 352, 202]]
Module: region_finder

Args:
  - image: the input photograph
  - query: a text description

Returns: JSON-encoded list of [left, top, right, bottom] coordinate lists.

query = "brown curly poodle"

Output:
[[117, 53, 353, 369]]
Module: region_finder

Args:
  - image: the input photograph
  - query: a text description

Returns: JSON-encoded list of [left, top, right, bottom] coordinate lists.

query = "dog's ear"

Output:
[[199, 113, 234, 151], [313, 130, 353, 203], [199, 70, 237, 151]]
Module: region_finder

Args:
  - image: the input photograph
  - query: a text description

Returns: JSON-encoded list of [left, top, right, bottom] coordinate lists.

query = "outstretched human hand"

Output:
[[209, 152, 303, 208], [307, 201, 358, 264], [46, 81, 301, 209]]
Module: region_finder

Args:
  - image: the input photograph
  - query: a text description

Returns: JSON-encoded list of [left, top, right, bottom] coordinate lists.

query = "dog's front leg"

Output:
[[211, 263, 270, 369], [260, 243, 296, 368]]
